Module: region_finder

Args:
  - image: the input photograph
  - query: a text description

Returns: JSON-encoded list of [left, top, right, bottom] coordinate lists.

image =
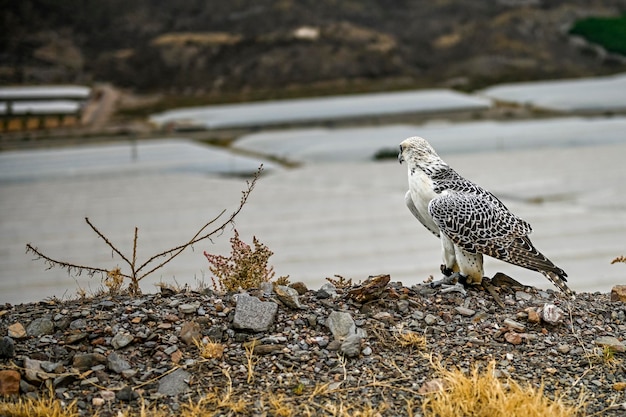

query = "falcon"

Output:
[[398, 136, 574, 298]]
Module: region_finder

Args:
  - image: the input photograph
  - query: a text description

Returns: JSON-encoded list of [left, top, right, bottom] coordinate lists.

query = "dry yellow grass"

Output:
[[394, 328, 428, 350], [421, 358, 585, 417], [586, 346, 623, 370], [244, 342, 259, 383], [0, 392, 79, 417], [0, 344, 588, 417], [192, 337, 224, 359]]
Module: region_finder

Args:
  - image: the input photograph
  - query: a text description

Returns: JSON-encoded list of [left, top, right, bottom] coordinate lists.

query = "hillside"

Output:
[[2, 0, 626, 102]]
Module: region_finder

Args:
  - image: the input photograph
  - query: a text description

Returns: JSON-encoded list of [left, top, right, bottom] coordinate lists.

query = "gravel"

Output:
[[1, 280, 626, 415]]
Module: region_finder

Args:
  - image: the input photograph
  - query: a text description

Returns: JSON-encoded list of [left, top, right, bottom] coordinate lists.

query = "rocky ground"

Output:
[[1, 276, 626, 416]]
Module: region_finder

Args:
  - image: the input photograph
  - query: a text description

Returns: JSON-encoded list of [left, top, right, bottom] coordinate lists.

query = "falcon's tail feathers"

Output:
[[542, 270, 576, 299]]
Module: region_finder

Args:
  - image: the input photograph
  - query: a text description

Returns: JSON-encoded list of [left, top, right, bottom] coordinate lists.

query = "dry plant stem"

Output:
[[611, 255, 626, 264], [85, 217, 133, 267], [25, 164, 263, 296], [134, 165, 262, 280], [25, 244, 111, 277], [245, 343, 258, 384]]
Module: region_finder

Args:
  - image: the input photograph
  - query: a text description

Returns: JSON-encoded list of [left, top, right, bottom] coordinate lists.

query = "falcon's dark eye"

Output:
[[399, 145, 403, 153]]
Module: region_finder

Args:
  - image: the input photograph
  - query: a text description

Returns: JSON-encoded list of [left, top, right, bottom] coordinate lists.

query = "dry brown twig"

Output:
[[611, 255, 626, 265], [26, 165, 264, 296]]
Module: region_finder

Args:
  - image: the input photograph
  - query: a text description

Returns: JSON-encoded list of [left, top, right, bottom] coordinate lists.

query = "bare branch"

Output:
[[26, 164, 264, 297], [611, 256, 626, 265], [26, 243, 125, 278], [135, 164, 263, 279], [85, 217, 133, 267]]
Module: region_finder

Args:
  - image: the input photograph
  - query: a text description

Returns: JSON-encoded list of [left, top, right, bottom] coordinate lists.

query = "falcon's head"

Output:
[[398, 136, 444, 173]]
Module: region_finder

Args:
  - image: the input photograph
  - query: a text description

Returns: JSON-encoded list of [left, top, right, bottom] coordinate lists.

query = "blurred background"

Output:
[[1, 1, 626, 303]]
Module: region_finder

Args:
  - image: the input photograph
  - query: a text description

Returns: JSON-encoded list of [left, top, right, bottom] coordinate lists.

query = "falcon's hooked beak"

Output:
[[398, 145, 404, 164]]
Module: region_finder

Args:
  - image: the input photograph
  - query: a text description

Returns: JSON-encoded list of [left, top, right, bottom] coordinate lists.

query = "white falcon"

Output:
[[398, 136, 574, 298]]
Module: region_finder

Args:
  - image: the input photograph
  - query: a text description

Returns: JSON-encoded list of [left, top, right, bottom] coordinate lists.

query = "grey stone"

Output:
[[79, 376, 100, 387], [157, 368, 191, 396], [121, 369, 138, 378], [40, 361, 61, 373], [69, 319, 87, 330], [594, 336, 626, 353], [316, 283, 338, 299], [275, 285, 304, 309], [111, 332, 134, 349], [26, 317, 54, 337], [107, 352, 131, 374], [373, 312, 393, 322], [178, 303, 200, 314], [164, 345, 179, 355], [340, 334, 362, 357], [65, 332, 88, 344], [20, 379, 37, 394], [515, 291, 533, 301], [232, 294, 278, 332], [540, 304, 564, 325], [326, 311, 356, 341], [412, 311, 425, 320], [424, 314, 438, 325], [53, 374, 76, 388], [72, 353, 106, 371], [0, 336, 15, 359], [455, 307, 476, 317], [100, 390, 116, 402], [503, 318, 526, 332], [23, 358, 47, 382], [116, 386, 138, 402], [397, 300, 410, 313], [206, 325, 223, 341], [312, 336, 328, 348], [557, 344, 571, 354], [98, 300, 116, 309]]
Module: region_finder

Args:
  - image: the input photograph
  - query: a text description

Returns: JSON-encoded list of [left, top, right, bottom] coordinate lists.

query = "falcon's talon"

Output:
[[440, 282, 467, 296], [430, 272, 462, 288]]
